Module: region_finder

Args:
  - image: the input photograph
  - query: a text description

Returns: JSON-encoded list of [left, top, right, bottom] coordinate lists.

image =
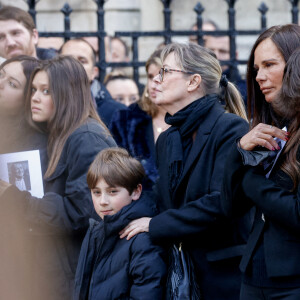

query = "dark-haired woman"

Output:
[[0, 55, 116, 300], [222, 24, 300, 299]]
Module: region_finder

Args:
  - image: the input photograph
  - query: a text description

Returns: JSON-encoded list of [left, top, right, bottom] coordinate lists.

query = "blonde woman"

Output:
[[120, 42, 249, 299], [110, 49, 169, 189]]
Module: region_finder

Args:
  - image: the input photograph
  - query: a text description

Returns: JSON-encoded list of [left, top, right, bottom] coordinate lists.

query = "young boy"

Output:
[[73, 148, 166, 300]]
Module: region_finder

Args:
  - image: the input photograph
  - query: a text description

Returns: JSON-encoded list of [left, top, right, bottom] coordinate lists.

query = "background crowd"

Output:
[[0, 4, 299, 300]]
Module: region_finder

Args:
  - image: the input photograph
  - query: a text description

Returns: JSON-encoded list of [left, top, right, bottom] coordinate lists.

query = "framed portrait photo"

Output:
[[0, 150, 44, 198]]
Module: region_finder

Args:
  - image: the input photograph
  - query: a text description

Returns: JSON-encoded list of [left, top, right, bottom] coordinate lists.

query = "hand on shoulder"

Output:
[[119, 217, 151, 240]]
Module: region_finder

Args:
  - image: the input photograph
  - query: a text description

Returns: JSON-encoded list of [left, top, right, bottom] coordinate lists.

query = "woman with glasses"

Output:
[[119, 42, 250, 299]]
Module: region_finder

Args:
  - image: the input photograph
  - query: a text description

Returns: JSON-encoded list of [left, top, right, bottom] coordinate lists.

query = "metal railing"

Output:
[[15, 0, 300, 84]]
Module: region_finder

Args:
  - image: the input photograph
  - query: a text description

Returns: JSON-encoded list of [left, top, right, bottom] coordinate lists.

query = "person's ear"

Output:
[[187, 73, 201, 92], [32, 29, 39, 46], [92, 66, 99, 81], [131, 184, 142, 201]]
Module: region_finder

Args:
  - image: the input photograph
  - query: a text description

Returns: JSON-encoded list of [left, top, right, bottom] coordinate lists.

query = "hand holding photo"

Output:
[[0, 179, 11, 197], [0, 150, 44, 197]]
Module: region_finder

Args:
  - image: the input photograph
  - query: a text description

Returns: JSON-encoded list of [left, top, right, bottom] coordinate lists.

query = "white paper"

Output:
[[0, 150, 44, 198]]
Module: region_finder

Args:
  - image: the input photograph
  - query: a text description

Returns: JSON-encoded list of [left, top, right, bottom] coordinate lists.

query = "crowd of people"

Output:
[[0, 4, 299, 300]]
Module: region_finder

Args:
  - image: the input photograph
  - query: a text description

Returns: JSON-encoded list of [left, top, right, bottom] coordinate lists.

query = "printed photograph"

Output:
[[7, 161, 31, 191]]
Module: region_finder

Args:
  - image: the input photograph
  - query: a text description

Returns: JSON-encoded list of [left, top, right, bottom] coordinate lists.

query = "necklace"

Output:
[[156, 126, 164, 133], [153, 121, 169, 132], [152, 112, 170, 142]]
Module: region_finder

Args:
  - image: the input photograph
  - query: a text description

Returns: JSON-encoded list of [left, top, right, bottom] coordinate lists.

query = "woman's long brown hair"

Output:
[[246, 24, 300, 125], [273, 48, 300, 191], [25, 55, 108, 178]]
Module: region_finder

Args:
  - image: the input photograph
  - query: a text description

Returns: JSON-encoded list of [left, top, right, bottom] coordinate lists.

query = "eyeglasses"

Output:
[[159, 67, 194, 82]]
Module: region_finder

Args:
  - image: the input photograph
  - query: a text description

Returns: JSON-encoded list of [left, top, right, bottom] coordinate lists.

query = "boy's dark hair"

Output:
[[87, 148, 145, 194], [0, 6, 36, 33]]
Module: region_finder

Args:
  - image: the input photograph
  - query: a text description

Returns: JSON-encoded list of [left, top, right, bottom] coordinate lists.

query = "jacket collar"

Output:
[[90, 192, 156, 237], [172, 101, 225, 198]]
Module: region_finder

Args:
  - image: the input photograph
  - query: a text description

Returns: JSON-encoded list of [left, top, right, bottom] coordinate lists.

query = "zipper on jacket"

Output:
[[88, 227, 106, 299]]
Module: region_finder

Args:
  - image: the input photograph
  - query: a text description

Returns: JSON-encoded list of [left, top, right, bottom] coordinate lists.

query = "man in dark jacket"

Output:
[[204, 34, 247, 106], [73, 148, 166, 300], [190, 20, 247, 108]]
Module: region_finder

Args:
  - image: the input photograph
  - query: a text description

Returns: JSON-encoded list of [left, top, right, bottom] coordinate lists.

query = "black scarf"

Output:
[[164, 93, 219, 196]]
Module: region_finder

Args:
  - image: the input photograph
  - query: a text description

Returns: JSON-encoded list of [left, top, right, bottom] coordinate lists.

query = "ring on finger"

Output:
[[269, 125, 273, 129]]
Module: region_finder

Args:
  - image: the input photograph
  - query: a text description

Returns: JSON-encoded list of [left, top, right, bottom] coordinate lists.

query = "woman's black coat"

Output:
[[222, 143, 300, 280], [149, 101, 251, 300], [2, 119, 116, 300]]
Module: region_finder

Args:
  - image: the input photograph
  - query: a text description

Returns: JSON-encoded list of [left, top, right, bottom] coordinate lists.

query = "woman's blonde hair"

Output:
[[161, 42, 247, 120], [139, 49, 163, 117]]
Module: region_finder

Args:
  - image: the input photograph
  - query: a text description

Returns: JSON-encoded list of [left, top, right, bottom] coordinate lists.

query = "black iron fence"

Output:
[[14, 0, 300, 84]]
